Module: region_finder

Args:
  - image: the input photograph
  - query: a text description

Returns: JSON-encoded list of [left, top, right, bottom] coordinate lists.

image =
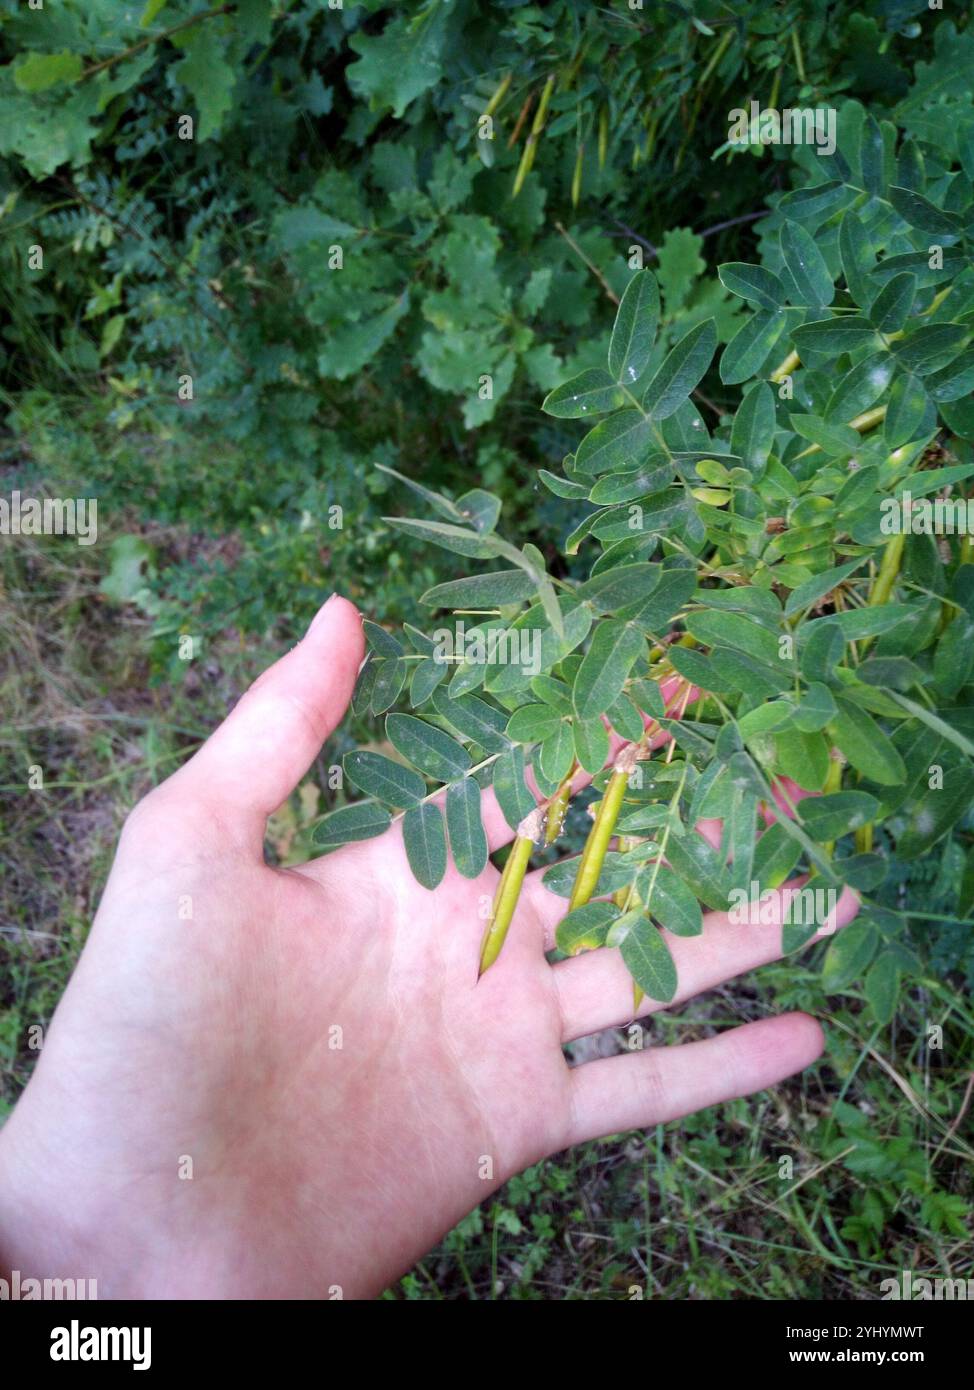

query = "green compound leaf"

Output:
[[624, 566, 697, 636], [642, 319, 717, 420], [446, 777, 488, 879], [859, 112, 888, 196], [576, 562, 661, 613], [685, 609, 784, 667], [730, 380, 776, 475], [799, 791, 880, 841], [531, 675, 572, 712], [608, 270, 660, 384], [370, 658, 408, 716], [868, 271, 916, 333], [784, 559, 866, 616], [839, 210, 875, 307], [718, 262, 787, 311], [402, 803, 448, 890], [386, 713, 471, 781], [573, 619, 646, 720], [346, 2, 452, 117], [543, 368, 626, 419], [619, 915, 678, 1002], [780, 220, 834, 307], [573, 714, 610, 774], [639, 863, 703, 937], [792, 316, 878, 357], [864, 952, 900, 1026], [799, 620, 845, 683], [420, 568, 539, 607], [313, 801, 391, 850], [506, 703, 564, 743], [491, 745, 537, 832], [539, 719, 575, 784], [384, 517, 502, 560], [752, 822, 802, 889], [171, 27, 237, 142], [556, 901, 619, 956], [343, 751, 426, 807], [822, 920, 878, 992], [606, 693, 646, 742], [896, 757, 974, 860], [720, 308, 786, 384], [827, 697, 907, 786], [893, 324, 968, 376], [663, 831, 733, 912], [774, 729, 831, 792], [889, 185, 963, 236], [885, 372, 930, 447], [431, 689, 510, 754], [825, 357, 895, 423], [575, 409, 657, 476]]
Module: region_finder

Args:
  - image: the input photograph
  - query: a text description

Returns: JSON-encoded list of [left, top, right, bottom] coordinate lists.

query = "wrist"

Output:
[[0, 1085, 156, 1299]]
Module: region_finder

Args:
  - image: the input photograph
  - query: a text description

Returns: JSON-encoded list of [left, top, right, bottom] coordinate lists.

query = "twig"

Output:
[[699, 210, 765, 239], [611, 218, 657, 258], [554, 221, 620, 305], [506, 90, 535, 149], [691, 388, 722, 417], [606, 210, 765, 260], [931, 1071, 974, 1166], [79, 4, 234, 80]]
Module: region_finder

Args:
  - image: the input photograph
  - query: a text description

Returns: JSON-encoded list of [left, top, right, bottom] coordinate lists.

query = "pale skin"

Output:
[[0, 595, 858, 1299]]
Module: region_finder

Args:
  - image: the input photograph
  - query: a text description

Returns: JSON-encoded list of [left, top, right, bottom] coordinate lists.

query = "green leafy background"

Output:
[[2, 0, 972, 1299]]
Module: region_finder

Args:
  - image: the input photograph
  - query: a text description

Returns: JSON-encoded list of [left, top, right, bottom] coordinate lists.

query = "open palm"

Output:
[[0, 596, 856, 1299]]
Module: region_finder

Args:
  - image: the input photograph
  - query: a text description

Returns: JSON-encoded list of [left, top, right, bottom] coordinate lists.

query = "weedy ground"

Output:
[[2, 516, 972, 1301]]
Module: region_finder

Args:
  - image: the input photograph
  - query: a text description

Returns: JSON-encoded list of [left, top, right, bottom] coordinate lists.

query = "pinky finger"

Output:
[[566, 1012, 824, 1144]]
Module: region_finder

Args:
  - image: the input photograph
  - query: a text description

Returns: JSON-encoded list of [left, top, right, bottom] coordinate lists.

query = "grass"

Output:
[[398, 978, 974, 1299], [2, 504, 972, 1298]]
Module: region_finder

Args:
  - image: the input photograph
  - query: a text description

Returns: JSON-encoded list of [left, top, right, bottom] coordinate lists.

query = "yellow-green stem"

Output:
[[571, 143, 584, 207], [597, 105, 609, 168], [868, 531, 905, 609], [770, 349, 800, 382], [769, 65, 782, 113], [769, 280, 950, 389], [645, 112, 659, 163], [568, 750, 638, 910], [791, 27, 806, 83], [532, 72, 557, 130], [613, 836, 634, 907], [794, 404, 887, 461], [545, 763, 577, 845], [820, 752, 845, 860], [512, 73, 556, 196], [854, 822, 874, 854], [484, 72, 511, 117], [479, 820, 538, 975]]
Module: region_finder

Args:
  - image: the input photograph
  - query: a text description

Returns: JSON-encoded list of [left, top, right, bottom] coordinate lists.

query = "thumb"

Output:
[[168, 594, 364, 834]]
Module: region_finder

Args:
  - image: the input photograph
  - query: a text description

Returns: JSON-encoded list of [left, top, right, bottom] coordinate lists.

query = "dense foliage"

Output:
[[315, 45, 974, 1014], [3, 0, 973, 1299], [0, 0, 952, 661]]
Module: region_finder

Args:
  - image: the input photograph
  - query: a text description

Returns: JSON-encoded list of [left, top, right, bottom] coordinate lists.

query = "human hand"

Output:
[[0, 596, 858, 1298]]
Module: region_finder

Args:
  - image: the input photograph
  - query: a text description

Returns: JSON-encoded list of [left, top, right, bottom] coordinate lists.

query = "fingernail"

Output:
[[307, 593, 337, 635]]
